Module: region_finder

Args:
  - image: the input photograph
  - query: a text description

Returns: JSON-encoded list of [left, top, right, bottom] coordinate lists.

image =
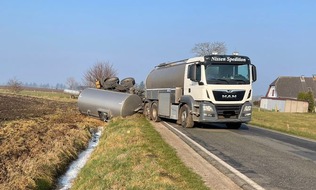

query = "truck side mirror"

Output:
[[252, 65, 257, 82]]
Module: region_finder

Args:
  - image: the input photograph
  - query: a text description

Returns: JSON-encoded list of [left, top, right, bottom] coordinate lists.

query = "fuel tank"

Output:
[[78, 88, 142, 120]]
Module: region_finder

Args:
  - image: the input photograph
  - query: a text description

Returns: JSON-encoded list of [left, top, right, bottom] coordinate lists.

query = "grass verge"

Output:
[[71, 114, 209, 190], [250, 108, 316, 141]]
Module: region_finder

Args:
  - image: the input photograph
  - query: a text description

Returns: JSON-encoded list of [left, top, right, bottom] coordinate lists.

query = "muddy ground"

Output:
[[0, 93, 103, 190]]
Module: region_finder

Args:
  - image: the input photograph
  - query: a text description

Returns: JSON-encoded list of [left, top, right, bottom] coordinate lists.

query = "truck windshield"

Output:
[[205, 63, 250, 84]]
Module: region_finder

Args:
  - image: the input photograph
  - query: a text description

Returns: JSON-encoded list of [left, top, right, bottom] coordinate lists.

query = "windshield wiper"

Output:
[[215, 79, 229, 84], [233, 79, 247, 84]]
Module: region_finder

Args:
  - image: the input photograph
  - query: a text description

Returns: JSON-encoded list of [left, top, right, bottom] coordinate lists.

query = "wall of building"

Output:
[[260, 98, 285, 112], [284, 100, 308, 113], [260, 98, 308, 113]]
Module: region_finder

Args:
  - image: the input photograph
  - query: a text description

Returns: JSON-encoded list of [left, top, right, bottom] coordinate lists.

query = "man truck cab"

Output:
[[145, 54, 257, 129]]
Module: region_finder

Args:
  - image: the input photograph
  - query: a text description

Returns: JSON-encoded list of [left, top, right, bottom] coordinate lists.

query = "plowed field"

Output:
[[0, 94, 65, 122], [0, 93, 104, 190]]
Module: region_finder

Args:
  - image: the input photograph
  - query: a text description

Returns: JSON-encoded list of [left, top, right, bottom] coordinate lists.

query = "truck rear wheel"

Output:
[[179, 104, 194, 128], [150, 102, 161, 122], [143, 102, 151, 120]]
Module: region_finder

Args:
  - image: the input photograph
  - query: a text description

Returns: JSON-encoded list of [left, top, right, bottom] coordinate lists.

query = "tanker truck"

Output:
[[143, 53, 257, 129], [78, 53, 257, 129]]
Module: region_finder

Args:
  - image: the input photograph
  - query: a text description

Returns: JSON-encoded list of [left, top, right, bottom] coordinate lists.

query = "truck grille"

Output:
[[213, 90, 245, 101], [215, 105, 242, 119]]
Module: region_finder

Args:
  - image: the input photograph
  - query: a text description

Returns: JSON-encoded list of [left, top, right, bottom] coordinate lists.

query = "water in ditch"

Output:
[[55, 127, 103, 190]]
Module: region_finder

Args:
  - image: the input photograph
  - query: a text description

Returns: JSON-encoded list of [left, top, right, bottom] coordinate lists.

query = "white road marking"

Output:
[[163, 122, 265, 190]]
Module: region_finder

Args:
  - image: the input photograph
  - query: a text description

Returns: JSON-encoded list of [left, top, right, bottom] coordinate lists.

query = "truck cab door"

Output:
[[185, 64, 205, 98]]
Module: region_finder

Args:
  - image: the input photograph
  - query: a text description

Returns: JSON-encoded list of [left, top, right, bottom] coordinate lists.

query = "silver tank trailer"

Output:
[[145, 63, 186, 89], [78, 88, 142, 120]]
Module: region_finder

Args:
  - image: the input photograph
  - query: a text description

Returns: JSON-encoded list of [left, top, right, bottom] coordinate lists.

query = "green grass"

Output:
[[0, 88, 72, 101], [71, 114, 209, 190], [250, 107, 316, 140]]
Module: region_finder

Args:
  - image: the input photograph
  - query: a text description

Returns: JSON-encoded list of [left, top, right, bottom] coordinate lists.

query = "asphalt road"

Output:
[[165, 122, 316, 190]]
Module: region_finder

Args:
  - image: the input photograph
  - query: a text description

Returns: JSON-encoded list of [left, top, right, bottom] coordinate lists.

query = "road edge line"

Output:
[[163, 122, 265, 190]]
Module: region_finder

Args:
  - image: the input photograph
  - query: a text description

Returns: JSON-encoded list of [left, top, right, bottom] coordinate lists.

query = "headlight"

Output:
[[244, 105, 252, 112], [203, 105, 213, 112]]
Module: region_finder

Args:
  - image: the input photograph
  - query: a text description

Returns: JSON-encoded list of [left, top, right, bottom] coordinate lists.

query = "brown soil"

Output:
[[0, 94, 66, 122], [0, 93, 104, 190]]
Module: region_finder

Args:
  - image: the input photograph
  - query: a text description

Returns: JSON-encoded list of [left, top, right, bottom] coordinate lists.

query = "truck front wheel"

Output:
[[151, 102, 161, 122], [179, 104, 194, 128]]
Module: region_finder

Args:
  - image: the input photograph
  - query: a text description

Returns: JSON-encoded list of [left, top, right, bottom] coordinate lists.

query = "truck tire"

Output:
[[121, 77, 135, 89], [143, 102, 151, 120], [226, 123, 241, 129], [150, 102, 161, 122], [179, 104, 194, 128], [115, 84, 127, 92], [103, 77, 119, 90]]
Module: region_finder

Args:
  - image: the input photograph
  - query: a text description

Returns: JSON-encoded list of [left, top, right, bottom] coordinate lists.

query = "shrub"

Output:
[[297, 91, 315, 112], [7, 77, 23, 93]]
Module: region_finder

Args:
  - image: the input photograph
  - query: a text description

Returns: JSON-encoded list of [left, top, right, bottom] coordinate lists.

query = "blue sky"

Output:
[[0, 0, 315, 95]]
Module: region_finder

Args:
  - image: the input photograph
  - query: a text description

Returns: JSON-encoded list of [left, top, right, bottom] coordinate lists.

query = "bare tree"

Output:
[[83, 61, 118, 87], [66, 77, 79, 90], [7, 77, 23, 93], [192, 42, 227, 56]]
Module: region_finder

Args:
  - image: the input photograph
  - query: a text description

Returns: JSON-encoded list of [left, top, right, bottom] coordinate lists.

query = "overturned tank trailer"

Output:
[[78, 77, 143, 121]]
